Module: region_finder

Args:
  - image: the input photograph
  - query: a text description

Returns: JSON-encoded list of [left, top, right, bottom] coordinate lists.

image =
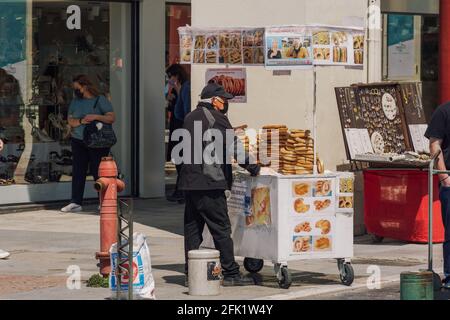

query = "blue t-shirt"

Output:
[[68, 95, 114, 140]]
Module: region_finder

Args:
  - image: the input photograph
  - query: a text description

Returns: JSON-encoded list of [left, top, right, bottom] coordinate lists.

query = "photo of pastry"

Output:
[[180, 34, 192, 49], [293, 182, 311, 197], [313, 236, 332, 251], [195, 35, 206, 49], [181, 49, 191, 63], [353, 35, 364, 49], [339, 178, 354, 193], [339, 196, 354, 209], [293, 236, 312, 253], [253, 47, 265, 64], [206, 50, 218, 64], [333, 46, 348, 63], [313, 31, 330, 45], [314, 48, 331, 61], [219, 33, 231, 49], [294, 198, 310, 214], [243, 47, 254, 64], [332, 32, 348, 46], [207, 74, 246, 97], [313, 199, 332, 211], [315, 220, 331, 235], [314, 180, 332, 197], [251, 187, 272, 226], [193, 50, 205, 64], [294, 221, 312, 234], [243, 29, 264, 47], [354, 50, 364, 65], [229, 48, 242, 64], [206, 35, 218, 50], [229, 33, 242, 50]]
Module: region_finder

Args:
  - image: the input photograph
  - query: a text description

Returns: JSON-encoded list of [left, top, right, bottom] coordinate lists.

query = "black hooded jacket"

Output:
[[178, 102, 260, 191]]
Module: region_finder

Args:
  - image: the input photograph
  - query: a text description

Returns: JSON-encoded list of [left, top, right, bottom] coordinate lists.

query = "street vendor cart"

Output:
[[203, 170, 355, 289]]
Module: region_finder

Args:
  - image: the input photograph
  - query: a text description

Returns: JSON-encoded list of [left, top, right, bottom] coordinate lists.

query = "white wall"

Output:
[[191, 0, 368, 171]]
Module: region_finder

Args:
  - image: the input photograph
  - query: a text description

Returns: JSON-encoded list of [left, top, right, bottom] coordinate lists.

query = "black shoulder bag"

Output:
[[83, 97, 117, 149]]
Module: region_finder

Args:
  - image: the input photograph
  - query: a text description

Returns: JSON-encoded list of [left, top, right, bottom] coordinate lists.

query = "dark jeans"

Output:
[[184, 190, 240, 277], [71, 138, 110, 205], [439, 186, 450, 277]]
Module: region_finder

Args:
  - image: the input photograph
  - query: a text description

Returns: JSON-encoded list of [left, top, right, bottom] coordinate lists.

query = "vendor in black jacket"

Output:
[[178, 83, 260, 287]]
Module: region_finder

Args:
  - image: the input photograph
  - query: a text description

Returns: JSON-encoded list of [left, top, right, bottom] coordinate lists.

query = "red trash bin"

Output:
[[364, 169, 445, 243]]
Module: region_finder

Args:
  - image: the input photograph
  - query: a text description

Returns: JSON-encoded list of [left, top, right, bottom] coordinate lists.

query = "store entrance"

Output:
[[0, 0, 133, 205], [164, 2, 191, 201]]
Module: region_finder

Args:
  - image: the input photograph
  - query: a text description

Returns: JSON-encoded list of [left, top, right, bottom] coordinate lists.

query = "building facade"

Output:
[[0, 0, 447, 206]]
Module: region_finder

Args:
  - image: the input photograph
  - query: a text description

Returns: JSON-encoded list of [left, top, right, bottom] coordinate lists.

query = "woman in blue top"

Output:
[[61, 75, 116, 213]]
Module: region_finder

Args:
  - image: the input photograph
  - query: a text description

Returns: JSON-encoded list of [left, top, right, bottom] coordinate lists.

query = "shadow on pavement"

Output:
[[152, 263, 185, 274]]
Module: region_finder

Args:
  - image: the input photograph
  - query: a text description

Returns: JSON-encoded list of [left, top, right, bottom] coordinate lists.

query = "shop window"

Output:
[[0, 1, 132, 203]]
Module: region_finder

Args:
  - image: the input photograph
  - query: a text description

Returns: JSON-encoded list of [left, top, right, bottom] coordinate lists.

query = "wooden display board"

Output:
[[335, 82, 426, 161]]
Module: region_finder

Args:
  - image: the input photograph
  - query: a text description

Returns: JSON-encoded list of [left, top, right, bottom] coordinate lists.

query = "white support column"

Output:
[[367, 0, 382, 83], [139, 0, 166, 198]]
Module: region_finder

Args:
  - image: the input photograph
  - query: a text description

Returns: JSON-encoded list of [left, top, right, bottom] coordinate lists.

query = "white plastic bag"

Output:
[[110, 232, 156, 300]]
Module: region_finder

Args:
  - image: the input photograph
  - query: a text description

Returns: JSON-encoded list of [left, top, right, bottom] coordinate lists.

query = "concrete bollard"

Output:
[[188, 250, 221, 296]]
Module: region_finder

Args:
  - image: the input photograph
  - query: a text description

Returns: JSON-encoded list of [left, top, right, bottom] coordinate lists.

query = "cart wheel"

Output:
[[338, 263, 355, 286], [243, 258, 264, 274], [278, 266, 292, 289], [371, 234, 384, 243]]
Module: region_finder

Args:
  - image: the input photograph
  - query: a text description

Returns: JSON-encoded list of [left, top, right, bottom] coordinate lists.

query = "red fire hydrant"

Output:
[[94, 157, 125, 277]]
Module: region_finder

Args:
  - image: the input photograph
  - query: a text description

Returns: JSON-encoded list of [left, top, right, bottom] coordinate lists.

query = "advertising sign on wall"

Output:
[[205, 68, 247, 103]]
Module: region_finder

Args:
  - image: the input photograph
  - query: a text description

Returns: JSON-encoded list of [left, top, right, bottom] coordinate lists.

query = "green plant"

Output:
[[86, 274, 109, 288]]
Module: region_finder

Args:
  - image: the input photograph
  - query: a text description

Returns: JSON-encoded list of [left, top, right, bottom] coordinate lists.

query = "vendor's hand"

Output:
[[260, 167, 278, 176], [83, 114, 98, 123], [0, 139, 3, 152]]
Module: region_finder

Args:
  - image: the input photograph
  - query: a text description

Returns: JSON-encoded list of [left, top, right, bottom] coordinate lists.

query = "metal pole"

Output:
[[428, 158, 434, 271], [128, 199, 134, 301], [313, 66, 318, 175], [116, 201, 122, 300], [428, 150, 442, 272]]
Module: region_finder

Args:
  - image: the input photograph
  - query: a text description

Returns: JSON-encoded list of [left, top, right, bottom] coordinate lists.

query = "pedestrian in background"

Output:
[[166, 64, 191, 203], [426, 103, 450, 290], [61, 75, 116, 213]]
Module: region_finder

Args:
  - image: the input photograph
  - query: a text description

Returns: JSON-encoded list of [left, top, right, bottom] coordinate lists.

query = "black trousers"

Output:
[[184, 190, 240, 277], [71, 138, 110, 205], [439, 186, 450, 278]]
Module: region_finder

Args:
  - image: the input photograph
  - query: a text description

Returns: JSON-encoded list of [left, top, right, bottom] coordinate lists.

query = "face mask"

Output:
[[220, 102, 229, 115], [74, 89, 83, 99]]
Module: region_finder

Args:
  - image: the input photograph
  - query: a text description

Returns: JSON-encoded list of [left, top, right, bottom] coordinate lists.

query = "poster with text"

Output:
[[205, 68, 247, 103], [265, 26, 313, 69]]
